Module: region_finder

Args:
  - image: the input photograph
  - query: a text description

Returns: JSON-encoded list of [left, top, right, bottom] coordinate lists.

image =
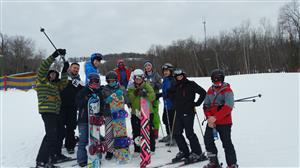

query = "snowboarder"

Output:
[[169, 68, 207, 164], [113, 59, 131, 88], [157, 63, 176, 146], [35, 49, 71, 168], [84, 52, 102, 84], [127, 69, 156, 154], [101, 71, 129, 161], [144, 61, 162, 139], [60, 62, 84, 154], [203, 69, 238, 168], [75, 73, 103, 167]]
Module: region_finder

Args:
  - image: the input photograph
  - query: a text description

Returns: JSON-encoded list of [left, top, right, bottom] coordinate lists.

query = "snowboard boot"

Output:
[[171, 151, 188, 163], [203, 156, 221, 168], [105, 152, 114, 160], [52, 154, 72, 164], [67, 148, 75, 154], [36, 162, 58, 168], [158, 135, 170, 143], [78, 162, 87, 167], [227, 164, 238, 168], [184, 152, 208, 164]]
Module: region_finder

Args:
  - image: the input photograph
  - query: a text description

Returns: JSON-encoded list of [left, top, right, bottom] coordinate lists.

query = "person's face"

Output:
[[144, 64, 152, 72], [49, 72, 57, 82], [70, 64, 79, 75], [93, 60, 101, 68], [134, 77, 143, 85], [163, 69, 171, 77], [176, 75, 184, 81]]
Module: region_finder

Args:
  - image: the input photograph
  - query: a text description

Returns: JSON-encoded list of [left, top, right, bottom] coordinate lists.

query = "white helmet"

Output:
[[133, 69, 144, 80]]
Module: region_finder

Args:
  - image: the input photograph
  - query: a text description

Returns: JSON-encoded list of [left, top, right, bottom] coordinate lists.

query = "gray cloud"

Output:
[[1, 1, 287, 58]]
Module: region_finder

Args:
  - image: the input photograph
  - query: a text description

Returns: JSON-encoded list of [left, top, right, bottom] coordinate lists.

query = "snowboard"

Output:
[[109, 90, 130, 164], [140, 98, 151, 168], [88, 93, 106, 168]]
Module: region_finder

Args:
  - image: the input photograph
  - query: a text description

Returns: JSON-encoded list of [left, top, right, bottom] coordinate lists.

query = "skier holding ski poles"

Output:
[[157, 63, 177, 146], [203, 69, 238, 168], [35, 49, 70, 168], [168, 68, 207, 165]]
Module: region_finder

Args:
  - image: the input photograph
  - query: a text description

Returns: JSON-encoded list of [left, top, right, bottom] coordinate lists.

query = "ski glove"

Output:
[[52, 49, 66, 58], [62, 61, 70, 73]]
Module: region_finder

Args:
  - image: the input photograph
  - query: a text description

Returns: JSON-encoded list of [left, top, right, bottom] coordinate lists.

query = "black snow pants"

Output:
[[60, 106, 78, 150], [204, 124, 237, 166], [174, 113, 203, 157]]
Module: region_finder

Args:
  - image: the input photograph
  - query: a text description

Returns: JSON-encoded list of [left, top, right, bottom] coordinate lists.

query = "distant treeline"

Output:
[[1, 0, 299, 77]]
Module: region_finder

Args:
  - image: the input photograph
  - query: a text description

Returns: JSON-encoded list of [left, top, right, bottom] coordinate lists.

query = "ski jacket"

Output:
[[76, 87, 103, 124], [101, 84, 128, 117], [127, 82, 155, 116], [144, 71, 162, 93], [161, 76, 176, 110], [169, 78, 206, 117], [60, 72, 84, 107], [84, 56, 100, 85], [35, 55, 68, 114], [114, 67, 130, 88], [203, 83, 234, 125]]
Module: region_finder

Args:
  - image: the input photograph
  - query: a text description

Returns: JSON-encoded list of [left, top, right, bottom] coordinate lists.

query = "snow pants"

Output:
[[204, 124, 237, 166], [60, 106, 78, 150], [174, 113, 203, 157]]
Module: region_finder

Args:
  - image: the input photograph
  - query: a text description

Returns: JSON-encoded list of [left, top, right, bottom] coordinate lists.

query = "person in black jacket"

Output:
[[60, 62, 84, 154], [169, 68, 207, 164]]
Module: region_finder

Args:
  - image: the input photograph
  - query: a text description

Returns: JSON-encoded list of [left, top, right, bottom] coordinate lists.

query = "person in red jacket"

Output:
[[114, 59, 131, 88], [203, 69, 238, 168]]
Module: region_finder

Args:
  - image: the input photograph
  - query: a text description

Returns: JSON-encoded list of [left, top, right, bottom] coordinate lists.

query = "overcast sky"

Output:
[[1, 0, 289, 58]]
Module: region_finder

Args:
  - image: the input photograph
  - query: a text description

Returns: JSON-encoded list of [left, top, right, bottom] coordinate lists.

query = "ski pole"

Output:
[[234, 94, 261, 102], [195, 112, 204, 138], [164, 100, 172, 148], [40, 27, 66, 62], [168, 110, 176, 153], [235, 99, 256, 102]]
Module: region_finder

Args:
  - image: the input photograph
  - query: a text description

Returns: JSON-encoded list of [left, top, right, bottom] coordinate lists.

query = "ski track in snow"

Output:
[[1, 70, 299, 167]]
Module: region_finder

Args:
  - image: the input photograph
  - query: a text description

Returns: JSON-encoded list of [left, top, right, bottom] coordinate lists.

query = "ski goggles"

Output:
[[89, 78, 100, 84], [173, 69, 184, 77]]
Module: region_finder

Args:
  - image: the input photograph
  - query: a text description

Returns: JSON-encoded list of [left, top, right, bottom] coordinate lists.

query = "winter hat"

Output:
[[106, 71, 118, 82], [90, 53, 103, 65], [211, 69, 225, 82], [88, 73, 100, 89], [144, 61, 153, 68]]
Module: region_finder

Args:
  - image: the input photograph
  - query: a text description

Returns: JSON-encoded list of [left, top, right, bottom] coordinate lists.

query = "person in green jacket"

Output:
[[127, 69, 156, 155], [35, 49, 70, 168]]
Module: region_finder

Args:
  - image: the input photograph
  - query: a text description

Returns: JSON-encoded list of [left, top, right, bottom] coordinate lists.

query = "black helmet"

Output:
[[161, 63, 174, 72], [105, 71, 118, 81], [211, 69, 225, 82], [173, 68, 185, 77]]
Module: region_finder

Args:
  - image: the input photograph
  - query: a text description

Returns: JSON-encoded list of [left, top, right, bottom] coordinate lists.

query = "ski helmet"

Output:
[[105, 71, 118, 82], [173, 68, 185, 77], [210, 69, 225, 83], [161, 63, 174, 72], [91, 53, 103, 65], [88, 73, 100, 89], [133, 69, 145, 80]]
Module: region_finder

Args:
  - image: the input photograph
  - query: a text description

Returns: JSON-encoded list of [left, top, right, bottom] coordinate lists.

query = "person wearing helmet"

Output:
[[100, 71, 129, 160], [157, 63, 177, 146], [35, 49, 70, 168], [143, 61, 162, 140], [203, 69, 238, 168], [169, 68, 207, 164], [127, 69, 156, 154], [84, 53, 102, 84], [75, 73, 103, 167], [113, 59, 131, 88]]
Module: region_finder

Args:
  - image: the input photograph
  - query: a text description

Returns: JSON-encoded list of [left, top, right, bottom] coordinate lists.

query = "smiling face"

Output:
[[70, 64, 79, 75], [144, 63, 152, 72], [175, 74, 184, 81], [163, 69, 171, 77]]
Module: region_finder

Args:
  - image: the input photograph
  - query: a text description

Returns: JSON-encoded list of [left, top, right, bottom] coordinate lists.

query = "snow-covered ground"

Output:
[[1, 72, 299, 167]]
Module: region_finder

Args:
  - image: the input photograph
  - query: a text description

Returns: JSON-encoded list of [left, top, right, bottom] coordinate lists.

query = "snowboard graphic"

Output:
[[109, 90, 130, 164], [140, 98, 151, 168], [88, 93, 106, 168]]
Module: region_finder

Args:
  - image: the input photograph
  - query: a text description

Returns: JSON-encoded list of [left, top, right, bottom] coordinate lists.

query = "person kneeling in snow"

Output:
[[202, 69, 238, 168], [35, 49, 70, 168]]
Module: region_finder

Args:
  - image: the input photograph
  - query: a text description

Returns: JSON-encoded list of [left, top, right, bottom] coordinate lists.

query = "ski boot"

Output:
[[78, 162, 87, 167], [203, 156, 222, 168], [66, 148, 75, 154], [36, 161, 59, 168], [105, 152, 114, 160], [158, 135, 170, 143], [171, 151, 187, 163], [227, 164, 239, 168], [184, 152, 208, 164], [52, 154, 72, 164]]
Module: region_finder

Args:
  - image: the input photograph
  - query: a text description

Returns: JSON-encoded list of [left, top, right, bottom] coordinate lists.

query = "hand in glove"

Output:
[[134, 88, 147, 97], [62, 61, 70, 73], [52, 49, 66, 58]]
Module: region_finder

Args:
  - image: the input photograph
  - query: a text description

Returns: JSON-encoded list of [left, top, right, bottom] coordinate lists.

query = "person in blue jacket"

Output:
[[84, 53, 103, 84]]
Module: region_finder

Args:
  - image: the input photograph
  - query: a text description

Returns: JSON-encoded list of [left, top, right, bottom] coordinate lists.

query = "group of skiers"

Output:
[[35, 49, 238, 168]]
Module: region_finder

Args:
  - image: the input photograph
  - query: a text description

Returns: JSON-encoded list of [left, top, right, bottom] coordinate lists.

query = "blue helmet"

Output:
[[90, 53, 103, 65]]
